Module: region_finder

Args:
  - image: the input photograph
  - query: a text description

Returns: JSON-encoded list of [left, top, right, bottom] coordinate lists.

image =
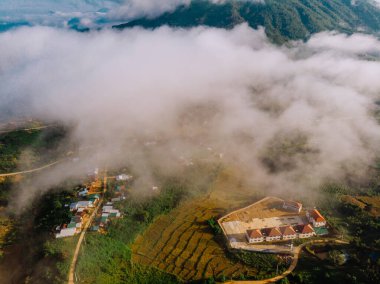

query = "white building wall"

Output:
[[283, 234, 297, 240], [56, 228, 76, 238], [250, 237, 264, 243], [312, 220, 326, 227], [299, 232, 315, 238]]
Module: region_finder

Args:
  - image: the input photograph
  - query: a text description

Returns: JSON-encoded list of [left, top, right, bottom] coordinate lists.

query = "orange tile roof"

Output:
[[263, 227, 282, 237], [310, 209, 326, 222], [301, 224, 315, 234], [247, 229, 263, 238], [280, 226, 296, 236]]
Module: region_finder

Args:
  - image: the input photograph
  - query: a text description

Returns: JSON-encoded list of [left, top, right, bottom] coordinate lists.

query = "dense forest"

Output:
[[114, 0, 380, 43]]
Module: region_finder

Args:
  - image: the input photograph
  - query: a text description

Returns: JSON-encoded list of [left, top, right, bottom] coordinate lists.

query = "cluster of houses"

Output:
[[245, 201, 327, 244], [55, 172, 131, 237], [55, 194, 100, 238], [91, 201, 122, 231]]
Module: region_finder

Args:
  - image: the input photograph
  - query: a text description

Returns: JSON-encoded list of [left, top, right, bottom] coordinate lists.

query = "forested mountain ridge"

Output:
[[114, 0, 380, 43]]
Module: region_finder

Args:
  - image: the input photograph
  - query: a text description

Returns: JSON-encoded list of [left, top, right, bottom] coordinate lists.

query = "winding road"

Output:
[[0, 124, 56, 135], [0, 159, 65, 178], [225, 239, 349, 284]]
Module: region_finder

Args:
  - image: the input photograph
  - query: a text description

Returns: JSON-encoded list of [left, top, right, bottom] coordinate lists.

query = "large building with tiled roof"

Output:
[[219, 197, 329, 246], [282, 200, 303, 213]]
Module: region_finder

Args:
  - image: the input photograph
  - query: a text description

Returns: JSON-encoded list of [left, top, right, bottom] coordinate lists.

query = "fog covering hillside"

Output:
[[114, 0, 380, 43]]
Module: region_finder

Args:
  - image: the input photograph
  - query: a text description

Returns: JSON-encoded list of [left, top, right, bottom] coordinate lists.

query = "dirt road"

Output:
[[225, 239, 349, 284], [67, 170, 107, 284], [0, 160, 64, 177], [0, 124, 56, 135]]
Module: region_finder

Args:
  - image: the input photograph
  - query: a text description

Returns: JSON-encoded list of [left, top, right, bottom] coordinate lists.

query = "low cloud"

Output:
[[1, 24, 380, 210], [108, 0, 192, 20]]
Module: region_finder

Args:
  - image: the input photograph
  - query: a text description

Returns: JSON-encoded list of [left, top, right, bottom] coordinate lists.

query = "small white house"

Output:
[[108, 209, 121, 217], [78, 188, 88, 197], [77, 200, 93, 208], [70, 202, 79, 211], [77, 207, 85, 213], [55, 227, 76, 238], [75, 222, 82, 229], [116, 174, 132, 181], [102, 205, 113, 213], [111, 197, 123, 202]]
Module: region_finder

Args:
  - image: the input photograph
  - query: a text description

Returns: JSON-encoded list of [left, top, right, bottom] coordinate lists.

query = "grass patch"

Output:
[[0, 126, 67, 173], [75, 178, 188, 283]]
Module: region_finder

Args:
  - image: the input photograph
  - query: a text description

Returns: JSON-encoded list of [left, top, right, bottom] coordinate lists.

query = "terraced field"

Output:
[[132, 170, 265, 281], [341, 195, 380, 217]]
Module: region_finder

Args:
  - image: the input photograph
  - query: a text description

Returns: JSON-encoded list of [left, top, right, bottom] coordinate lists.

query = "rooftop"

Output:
[[310, 209, 326, 222], [280, 225, 296, 236], [283, 200, 302, 209], [262, 227, 282, 237], [247, 229, 263, 238]]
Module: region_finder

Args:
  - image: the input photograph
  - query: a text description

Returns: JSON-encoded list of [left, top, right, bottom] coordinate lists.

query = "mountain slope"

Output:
[[114, 0, 380, 43]]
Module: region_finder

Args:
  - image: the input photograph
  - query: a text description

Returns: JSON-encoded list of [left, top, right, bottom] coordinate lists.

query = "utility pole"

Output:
[[276, 262, 279, 275]]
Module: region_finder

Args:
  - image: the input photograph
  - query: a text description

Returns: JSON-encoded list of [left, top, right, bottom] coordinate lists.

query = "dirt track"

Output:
[[224, 239, 349, 284], [0, 160, 64, 177], [68, 170, 107, 284]]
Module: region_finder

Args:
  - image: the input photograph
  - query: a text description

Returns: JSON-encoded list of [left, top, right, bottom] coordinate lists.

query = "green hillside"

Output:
[[114, 0, 380, 43]]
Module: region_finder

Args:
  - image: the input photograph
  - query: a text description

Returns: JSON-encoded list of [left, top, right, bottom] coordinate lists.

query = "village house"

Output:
[[77, 200, 93, 208], [246, 229, 264, 243], [102, 205, 113, 213], [70, 202, 79, 211], [76, 207, 86, 216], [282, 200, 302, 213], [280, 226, 297, 240], [108, 209, 121, 217], [102, 204, 121, 217], [307, 209, 327, 227], [55, 223, 76, 238], [70, 200, 93, 211], [100, 215, 108, 227], [78, 188, 88, 197], [116, 174, 132, 181]]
